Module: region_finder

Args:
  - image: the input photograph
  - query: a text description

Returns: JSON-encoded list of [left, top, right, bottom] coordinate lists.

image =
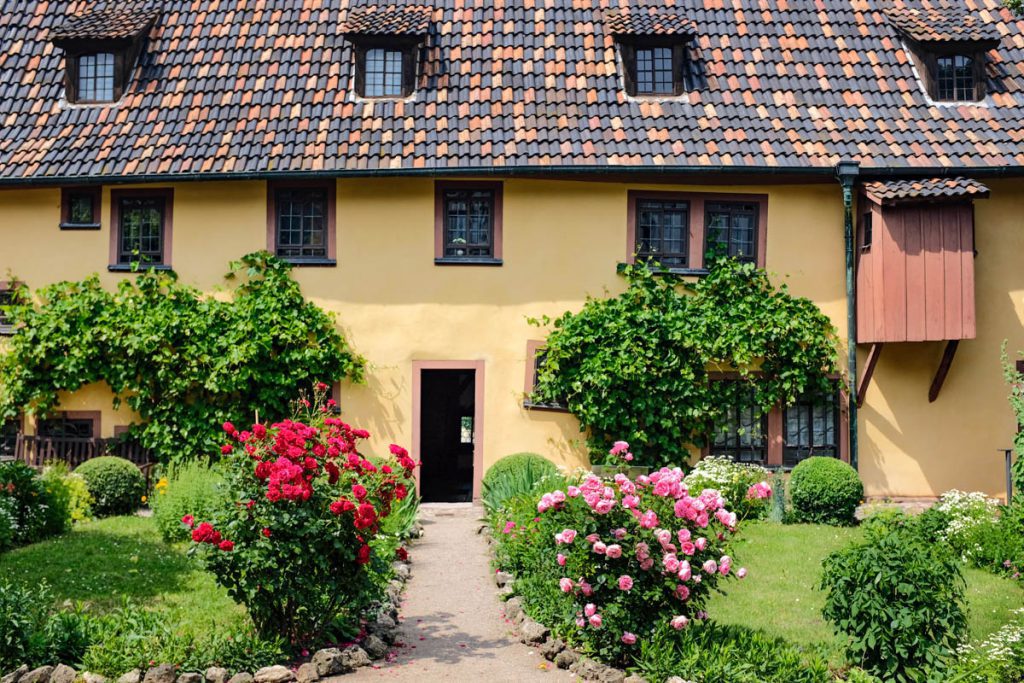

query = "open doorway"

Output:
[[413, 361, 484, 502]]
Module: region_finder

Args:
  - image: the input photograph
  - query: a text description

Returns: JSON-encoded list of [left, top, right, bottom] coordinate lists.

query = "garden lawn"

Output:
[[0, 514, 246, 639], [707, 521, 1024, 656]]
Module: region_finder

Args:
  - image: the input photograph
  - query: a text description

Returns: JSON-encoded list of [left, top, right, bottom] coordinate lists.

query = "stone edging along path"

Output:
[[0, 537, 419, 683]]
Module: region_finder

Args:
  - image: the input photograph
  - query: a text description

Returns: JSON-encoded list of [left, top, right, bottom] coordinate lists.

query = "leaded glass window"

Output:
[[783, 389, 840, 467], [636, 199, 689, 267], [444, 189, 495, 258], [118, 197, 165, 264], [710, 387, 767, 464], [364, 48, 405, 97], [275, 189, 328, 259], [936, 54, 975, 101], [705, 202, 758, 263], [37, 417, 94, 440], [635, 46, 674, 95], [78, 53, 115, 102]]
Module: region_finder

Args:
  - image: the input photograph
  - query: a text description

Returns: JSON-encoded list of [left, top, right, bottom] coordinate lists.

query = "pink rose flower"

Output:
[[557, 553, 567, 566], [576, 617, 586, 628], [617, 575, 634, 591], [613, 528, 627, 539], [677, 560, 692, 582], [737, 567, 748, 579], [671, 615, 689, 630], [663, 554, 681, 573], [593, 541, 607, 555], [679, 541, 696, 556], [675, 584, 690, 601], [677, 528, 691, 543], [586, 533, 601, 544], [552, 490, 566, 504], [621, 632, 637, 645], [606, 544, 622, 559], [640, 558, 654, 571], [589, 614, 603, 628], [640, 510, 658, 528], [703, 559, 718, 574], [567, 486, 581, 497], [610, 440, 630, 455], [584, 603, 597, 617], [695, 537, 708, 551], [580, 581, 594, 596], [559, 578, 574, 593]]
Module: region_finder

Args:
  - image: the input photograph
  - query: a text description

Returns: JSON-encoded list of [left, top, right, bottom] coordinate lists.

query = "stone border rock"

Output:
[[0, 535, 420, 683], [481, 523, 651, 683]]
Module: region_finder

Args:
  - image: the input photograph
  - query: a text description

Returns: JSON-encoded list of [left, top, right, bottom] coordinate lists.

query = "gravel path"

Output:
[[340, 503, 563, 682]]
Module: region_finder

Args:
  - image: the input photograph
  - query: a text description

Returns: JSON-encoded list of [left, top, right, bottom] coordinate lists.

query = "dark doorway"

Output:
[[419, 369, 476, 502]]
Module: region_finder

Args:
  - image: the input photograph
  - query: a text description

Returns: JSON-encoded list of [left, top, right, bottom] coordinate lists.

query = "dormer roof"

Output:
[[49, 6, 159, 45], [883, 6, 1001, 44], [340, 5, 433, 37], [604, 10, 697, 37]]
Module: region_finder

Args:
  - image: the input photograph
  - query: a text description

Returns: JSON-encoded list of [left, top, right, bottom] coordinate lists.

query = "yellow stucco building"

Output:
[[2, 1, 1024, 501]]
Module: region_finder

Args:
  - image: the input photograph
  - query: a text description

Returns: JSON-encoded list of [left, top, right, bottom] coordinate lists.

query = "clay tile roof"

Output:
[[341, 5, 433, 36], [604, 9, 697, 36], [2, 0, 1024, 182], [863, 177, 991, 203], [884, 6, 1002, 43], [49, 6, 159, 42]]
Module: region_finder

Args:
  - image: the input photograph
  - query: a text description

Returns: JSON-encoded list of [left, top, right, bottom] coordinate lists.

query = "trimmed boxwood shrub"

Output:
[[75, 456, 145, 517], [789, 456, 863, 526], [481, 452, 559, 513]]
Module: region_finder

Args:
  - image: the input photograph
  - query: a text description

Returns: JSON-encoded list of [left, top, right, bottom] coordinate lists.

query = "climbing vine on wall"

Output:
[[1001, 343, 1024, 498], [0, 252, 365, 462], [530, 258, 840, 468]]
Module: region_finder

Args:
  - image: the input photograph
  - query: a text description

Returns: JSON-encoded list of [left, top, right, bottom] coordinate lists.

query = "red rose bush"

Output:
[[187, 384, 416, 646]]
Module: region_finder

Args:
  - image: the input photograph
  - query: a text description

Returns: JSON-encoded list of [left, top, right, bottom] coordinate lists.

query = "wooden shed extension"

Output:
[[855, 177, 989, 405]]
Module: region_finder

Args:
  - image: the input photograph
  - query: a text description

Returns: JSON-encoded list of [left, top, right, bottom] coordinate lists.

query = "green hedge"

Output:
[[75, 457, 146, 517]]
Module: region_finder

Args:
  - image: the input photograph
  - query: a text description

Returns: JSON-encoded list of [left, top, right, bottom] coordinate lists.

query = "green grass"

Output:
[[0, 515, 245, 638], [707, 521, 1024, 657]]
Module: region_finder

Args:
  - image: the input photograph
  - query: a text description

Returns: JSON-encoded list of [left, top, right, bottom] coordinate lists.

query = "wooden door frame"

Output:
[[412, 360, 485, 501]]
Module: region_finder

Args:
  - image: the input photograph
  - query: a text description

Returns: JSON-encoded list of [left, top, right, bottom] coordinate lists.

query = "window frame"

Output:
[[266, 181, 337, 267], [618, 36, 690, 97], [634, 197, 691, 269], [0, 280, 23, 336], [352, 37, 419, 99], [523, 340, 569, 412], [708, 383, 769, 465], [704, 374, 849, 468], [434, 181, 504, 266], [1, 415, 21, 459], [704, 200, 761, 265], [626, 191, 768, 274], [906, 40, 989, 103], [60, 45, 132, 105], [782, 389, 842, 468], [108, 188, 173, 271], [60, 186, 102, 230], [36, 411, 100, 440]]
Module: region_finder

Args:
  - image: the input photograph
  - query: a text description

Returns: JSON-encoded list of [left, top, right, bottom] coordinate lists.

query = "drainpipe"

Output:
[[836, 161, 861, 472]]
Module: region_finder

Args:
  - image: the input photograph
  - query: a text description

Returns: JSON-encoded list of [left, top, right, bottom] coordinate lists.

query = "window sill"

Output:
[[59, 222, 101, 231], [108, 264, 172, 273], [616, 262, 709, 277], [434, 258, 503, 267], [280, 258, 337, 268], [523, 401, 571, 413]]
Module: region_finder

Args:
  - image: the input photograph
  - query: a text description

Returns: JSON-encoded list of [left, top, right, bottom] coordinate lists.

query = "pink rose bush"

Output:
[[187, 383, 417, 647], [532, 446, 748, 664], [685, 455, 774, 521]]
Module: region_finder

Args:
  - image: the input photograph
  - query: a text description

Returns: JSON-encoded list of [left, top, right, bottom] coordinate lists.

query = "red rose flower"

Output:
[[352, 484, 368, 500], [181, 514, 195, 527], [395, 547, 409, 562], [357, 544, 371, 565], [218, 540, 234, 551], [329, 500, 345, 515], [389, 444, 408, 458], [223, 422, 235, 435], [262, 527, 272, 538], [325, 462, 340, 485], [221, 444, 233, 455], [252, 423, 267, 439]]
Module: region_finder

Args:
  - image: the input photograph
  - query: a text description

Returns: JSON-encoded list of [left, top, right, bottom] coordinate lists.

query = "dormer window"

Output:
[[884, 8, 999, 103], [605, 10, 697, 98], [936, 54, 974, 101], [77, 53, 115, 102], [341, 6, 433, 100], [49, 8, 159, 105]]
